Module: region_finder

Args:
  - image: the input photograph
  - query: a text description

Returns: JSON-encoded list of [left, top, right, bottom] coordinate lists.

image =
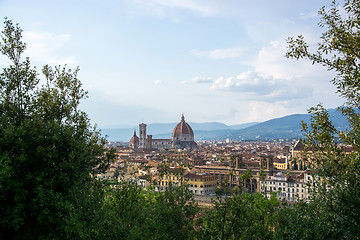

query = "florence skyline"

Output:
[[0, 0, 344, 128]]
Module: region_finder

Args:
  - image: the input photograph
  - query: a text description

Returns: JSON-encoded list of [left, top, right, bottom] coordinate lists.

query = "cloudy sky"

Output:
[[0, 0, 344, 128]]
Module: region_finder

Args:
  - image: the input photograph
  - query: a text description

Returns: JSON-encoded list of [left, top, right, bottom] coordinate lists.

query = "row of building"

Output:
[[99, 115, 345, 203]]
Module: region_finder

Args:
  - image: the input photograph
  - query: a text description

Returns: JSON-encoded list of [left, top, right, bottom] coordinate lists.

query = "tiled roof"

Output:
[[172, 114, 194, 138]]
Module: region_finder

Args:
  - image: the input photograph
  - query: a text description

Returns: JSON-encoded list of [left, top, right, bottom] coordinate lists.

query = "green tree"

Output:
[[99, 180, 199, 240], [238, 169, 252, 195], [198, 193, 279, 240], [0, 18, 115, 239], [283, 0, 360, 238]]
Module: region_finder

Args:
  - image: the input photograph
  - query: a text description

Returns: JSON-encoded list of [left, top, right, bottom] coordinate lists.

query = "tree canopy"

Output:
[[0, 18, 115, 239], [284, 0, 360, 238]]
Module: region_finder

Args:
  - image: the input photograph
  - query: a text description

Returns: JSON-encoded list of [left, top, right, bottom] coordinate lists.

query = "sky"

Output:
[[0, 0, 345, 128]]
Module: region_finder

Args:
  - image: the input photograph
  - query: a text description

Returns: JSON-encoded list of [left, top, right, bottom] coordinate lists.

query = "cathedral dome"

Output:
[[172, 114, 194, 141], [129, 130, 139, 148]]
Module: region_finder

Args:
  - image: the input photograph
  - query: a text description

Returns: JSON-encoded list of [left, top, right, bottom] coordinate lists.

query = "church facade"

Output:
[[129, 114, 197, 150]]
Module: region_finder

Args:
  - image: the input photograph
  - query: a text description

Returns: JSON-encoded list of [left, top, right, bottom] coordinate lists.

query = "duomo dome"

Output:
[[130, 114, 197, 150], [172, 114, 194, 142], [129, 130, 139, 149]]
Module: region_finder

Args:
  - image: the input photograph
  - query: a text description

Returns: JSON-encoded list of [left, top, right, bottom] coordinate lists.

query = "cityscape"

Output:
[[0, 0, 359, 239], [100, 114, 350, 205]]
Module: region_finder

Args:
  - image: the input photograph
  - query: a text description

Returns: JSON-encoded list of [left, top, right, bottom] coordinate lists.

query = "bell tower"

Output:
[[139, 123, 147, 149]]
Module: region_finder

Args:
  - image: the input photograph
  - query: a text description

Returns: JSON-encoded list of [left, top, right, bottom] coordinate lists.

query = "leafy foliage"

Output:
[[97, 181, 199, 240], [197, 193, 279, 240], [286, 0, 360, 238], [0, 18, 115, 239]]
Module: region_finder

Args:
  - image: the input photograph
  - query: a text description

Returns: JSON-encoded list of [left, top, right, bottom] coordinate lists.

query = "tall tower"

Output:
[[139, 123, 147, 149]]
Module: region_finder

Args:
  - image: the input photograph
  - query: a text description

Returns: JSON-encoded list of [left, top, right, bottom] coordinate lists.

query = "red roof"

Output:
[[172, 114, 194, 138]]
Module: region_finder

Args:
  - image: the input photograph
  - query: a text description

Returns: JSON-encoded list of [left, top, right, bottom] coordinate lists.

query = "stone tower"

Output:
[[139, 123, 147, 149], [260, 155, 274, 172]]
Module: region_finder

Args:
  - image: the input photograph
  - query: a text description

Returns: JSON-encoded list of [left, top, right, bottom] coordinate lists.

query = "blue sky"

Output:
[[0, 0, 344, 128]]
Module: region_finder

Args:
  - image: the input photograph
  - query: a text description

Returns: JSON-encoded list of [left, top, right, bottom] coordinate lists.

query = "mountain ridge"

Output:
[[102, 109, 347, 142]]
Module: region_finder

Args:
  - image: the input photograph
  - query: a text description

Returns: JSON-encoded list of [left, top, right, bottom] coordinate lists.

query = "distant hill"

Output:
[[201, 109, 348, 141], [226, 114, 311, 140], [228, 122, 259, 130], [102, 109, 348, 141]]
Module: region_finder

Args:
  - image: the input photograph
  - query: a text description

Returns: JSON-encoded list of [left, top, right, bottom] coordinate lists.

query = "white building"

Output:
[[260, 171, 313, 202]]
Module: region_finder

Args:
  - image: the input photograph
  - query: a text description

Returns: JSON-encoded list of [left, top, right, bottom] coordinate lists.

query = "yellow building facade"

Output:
[[157, 168, 217, 195], [184, 173, 217, 195], [158, 168, 184, 191]]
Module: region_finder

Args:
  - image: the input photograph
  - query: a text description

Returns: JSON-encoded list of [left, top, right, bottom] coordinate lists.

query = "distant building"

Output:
[[157, 168, 217, 195], [129, 130, 139, 149], [273, 159, 287, 170], [157, 167, 183, 191], [260, 171, 312, 202], [130, 114, 198, 150], [184, 173, 217, 195]]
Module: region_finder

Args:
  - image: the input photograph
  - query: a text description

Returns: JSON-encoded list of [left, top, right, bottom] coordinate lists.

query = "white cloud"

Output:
[[193, 48, 243, 60], [210, 71, 275, 92], [209, 71, 312, 102], [22, 31, 77, 66], [154, 79, 163, 85], [252, 39, 333, 81], [126, 0, 217, 18], [299, 11, 318, 20], [245, 101, 290, 123], [182, 76, 212, 84]]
